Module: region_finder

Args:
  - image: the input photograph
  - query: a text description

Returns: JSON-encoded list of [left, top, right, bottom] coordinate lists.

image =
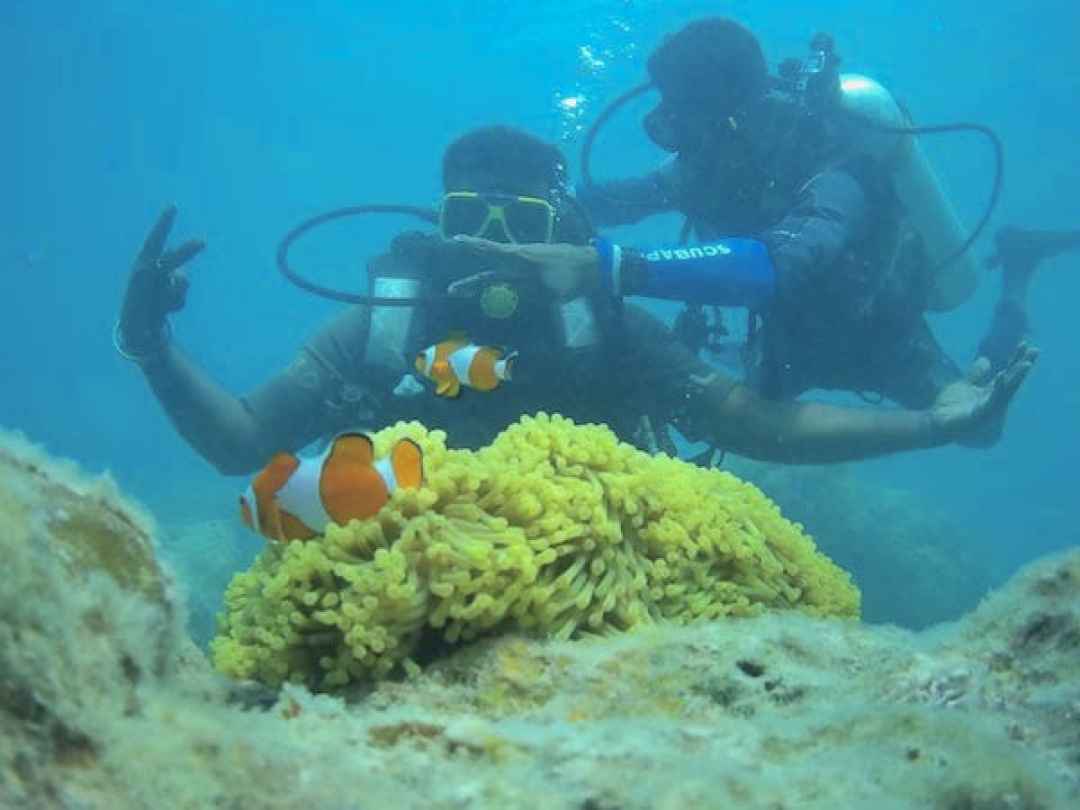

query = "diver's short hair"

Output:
[[442, 126, 568, 196], [647, 17, 768, 112]]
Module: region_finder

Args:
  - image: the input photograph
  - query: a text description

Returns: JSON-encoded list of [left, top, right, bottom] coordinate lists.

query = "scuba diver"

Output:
[[116, 125, 1036, 476], [457, 18, 1074, 447]]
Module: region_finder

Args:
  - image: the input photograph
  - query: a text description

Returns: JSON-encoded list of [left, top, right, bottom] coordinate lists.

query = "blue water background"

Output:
[[2, 1, 1077, 618]]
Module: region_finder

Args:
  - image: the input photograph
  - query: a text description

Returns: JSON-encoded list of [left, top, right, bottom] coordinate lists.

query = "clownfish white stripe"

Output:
[[449, 344, 481, 384], [418, 344, 438, 375], [276, 443, 335, 534], [374, 455, 397, 492]]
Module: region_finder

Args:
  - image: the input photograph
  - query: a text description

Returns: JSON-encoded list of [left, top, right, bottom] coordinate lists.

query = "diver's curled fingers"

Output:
[[158, 239, 206, 273], [452, 235, 522, 256], [452, 235, 590, 267], [996, 342, 1039, 399], [162, 269, 191, 313]]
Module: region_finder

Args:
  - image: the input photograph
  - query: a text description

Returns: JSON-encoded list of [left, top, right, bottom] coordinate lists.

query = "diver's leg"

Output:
[[978, 226, 1080, 370]]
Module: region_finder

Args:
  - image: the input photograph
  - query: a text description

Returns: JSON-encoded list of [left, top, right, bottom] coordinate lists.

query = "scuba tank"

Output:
[[780, 35, 1001, 312], [835, 74, 979, 311], [365, 273, 425, 371]]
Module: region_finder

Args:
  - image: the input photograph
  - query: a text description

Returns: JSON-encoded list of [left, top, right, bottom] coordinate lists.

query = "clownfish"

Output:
[[238, 432, 423, 542], [414, 336, 516, 398]]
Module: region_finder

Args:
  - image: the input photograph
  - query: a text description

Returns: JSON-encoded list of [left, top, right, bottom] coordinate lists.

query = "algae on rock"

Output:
[[0, 429, 203, 806], [2, 427, 1078, 809]]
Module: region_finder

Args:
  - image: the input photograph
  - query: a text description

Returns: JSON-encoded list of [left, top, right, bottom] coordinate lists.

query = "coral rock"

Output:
[[3, 429, 1078, 808]]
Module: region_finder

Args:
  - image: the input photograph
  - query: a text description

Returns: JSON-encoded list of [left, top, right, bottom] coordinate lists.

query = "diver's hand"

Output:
[[930, 342, 1038, 447], [118, 206, 205, 358], [452, 235, 600, 297]]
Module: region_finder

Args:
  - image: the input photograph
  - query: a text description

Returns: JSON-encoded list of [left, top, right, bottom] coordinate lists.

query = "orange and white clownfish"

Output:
[[238, 432, 423, 542], [414, 336, 516, 398]]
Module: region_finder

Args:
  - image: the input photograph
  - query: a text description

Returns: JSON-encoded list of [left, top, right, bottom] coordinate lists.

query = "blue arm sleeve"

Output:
[[596, 237, 775, 309]]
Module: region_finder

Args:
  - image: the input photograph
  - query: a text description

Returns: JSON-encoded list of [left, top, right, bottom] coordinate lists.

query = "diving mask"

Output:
[[439, 192, 556, 244], [644, 98, 745, 155], [643, 102, 686, 152]]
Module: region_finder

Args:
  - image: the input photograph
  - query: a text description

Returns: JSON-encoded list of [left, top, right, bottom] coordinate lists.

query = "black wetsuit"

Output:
[[581, 155, 965, 408], [241, 234, 729, 458]]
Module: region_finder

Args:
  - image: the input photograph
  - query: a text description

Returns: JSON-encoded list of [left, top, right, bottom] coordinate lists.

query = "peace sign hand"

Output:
[[117, 206, 205, 359]]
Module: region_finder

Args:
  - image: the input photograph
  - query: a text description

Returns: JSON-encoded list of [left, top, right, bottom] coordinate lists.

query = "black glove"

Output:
[[117, 206, 205, 359]]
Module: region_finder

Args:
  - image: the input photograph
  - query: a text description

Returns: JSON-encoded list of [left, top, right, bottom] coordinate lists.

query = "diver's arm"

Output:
[[118, 208, 391, 475], [594, 167, 868, 307], [458, 169, 866, 305], [137, 346, 270, 475], [117, 207, 269, 473], [694, 345, 1034, 463], [134, 303, 373, 475], [625, 303, 942, 463], [576, 162, 679, 227], [595, 236, 776, 308], [761, 167, 870, 302], [698, 380, 943, 464], [629, 297, 1030, 464]]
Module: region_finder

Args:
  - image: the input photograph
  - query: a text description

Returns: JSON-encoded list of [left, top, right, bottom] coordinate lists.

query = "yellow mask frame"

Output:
[[439, 191, 556, 244]]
